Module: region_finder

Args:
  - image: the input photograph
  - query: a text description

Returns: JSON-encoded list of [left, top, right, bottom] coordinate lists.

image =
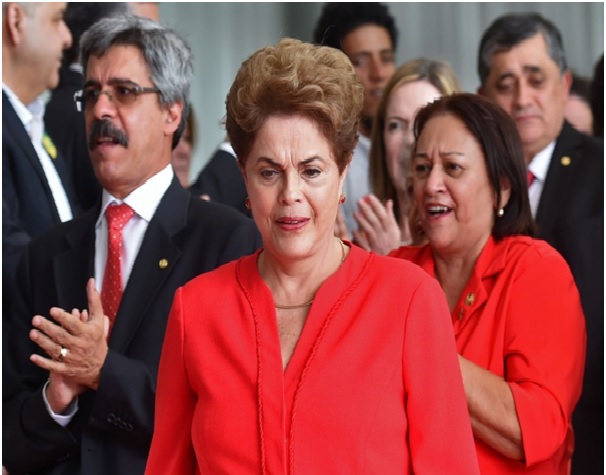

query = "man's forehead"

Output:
[[341, 25, 393, 54], [489, 39, 560, 75]]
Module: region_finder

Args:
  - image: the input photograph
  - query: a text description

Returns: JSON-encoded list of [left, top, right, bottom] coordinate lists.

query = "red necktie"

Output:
[[101, 203, 134, 331], [527, 170, 535, 187]]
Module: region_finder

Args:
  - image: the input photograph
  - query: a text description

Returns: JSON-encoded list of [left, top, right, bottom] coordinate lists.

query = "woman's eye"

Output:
[[303, 168, 321, 179], [414, 164, 431, 177], [445, 163, 463, 176], [386, 121, 402, 132], [260, 169, 278, 179]]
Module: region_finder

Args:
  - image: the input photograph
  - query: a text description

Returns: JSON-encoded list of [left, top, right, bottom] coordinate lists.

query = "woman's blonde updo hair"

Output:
[[225, 38, 364, 173]]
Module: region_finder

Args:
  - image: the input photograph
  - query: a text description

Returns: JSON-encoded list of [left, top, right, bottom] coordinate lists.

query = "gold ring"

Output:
[[57, 346, 68, 362]]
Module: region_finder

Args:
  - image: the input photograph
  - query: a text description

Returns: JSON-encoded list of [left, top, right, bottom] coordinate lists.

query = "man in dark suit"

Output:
[[2, 2, 76, 289], [189, 140, 250, 216], [3, 16, 261, 475], [44, 3, 131, 212], [478, 13, 604, 474]]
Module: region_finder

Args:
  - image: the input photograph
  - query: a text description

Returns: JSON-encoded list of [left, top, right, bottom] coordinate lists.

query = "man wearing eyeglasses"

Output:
[[3, 16, 261, 475]]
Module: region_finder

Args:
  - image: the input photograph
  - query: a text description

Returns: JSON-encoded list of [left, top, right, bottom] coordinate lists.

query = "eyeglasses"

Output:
[[74, 82, 161, 111]]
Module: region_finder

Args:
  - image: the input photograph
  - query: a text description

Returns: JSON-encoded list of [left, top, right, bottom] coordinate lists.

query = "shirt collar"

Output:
[[528, 140, 556, 183], [97, 164, 174, 226], [3, 83, 33, 128]]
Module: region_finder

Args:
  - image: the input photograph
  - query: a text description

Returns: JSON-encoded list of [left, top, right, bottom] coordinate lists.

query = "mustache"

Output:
[[88, 119, 128, 150]]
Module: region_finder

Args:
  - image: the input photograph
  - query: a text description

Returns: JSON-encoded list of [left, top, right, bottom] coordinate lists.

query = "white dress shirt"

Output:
[[528, 141, 556, 218], [94, 164, 174, 289], [3, 83, 74, 222], [342, 134, 371, 237]]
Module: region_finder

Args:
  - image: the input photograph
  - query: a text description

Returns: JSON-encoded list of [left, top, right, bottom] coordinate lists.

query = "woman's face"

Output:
[[242, 115, 345, 261], [383, 80, 442, 193], [412, 114, 496, 258]]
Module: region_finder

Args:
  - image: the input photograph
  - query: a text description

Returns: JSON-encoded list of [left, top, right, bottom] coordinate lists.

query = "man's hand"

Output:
[[30, 279, 110, 399]]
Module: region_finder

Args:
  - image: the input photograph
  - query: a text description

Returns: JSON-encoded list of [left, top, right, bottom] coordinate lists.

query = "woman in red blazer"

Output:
[[145, 39, 479, 474], [391, 93, 586, 474]]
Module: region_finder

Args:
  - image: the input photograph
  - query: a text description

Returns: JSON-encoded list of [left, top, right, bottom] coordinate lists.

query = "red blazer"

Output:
[[146, 244, 480, 474], [391, 236, 586, 474]]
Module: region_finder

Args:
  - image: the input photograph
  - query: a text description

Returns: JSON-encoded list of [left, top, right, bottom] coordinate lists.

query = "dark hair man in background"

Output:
[[313, 3, 398, 238], [478, 12, 603, 474]]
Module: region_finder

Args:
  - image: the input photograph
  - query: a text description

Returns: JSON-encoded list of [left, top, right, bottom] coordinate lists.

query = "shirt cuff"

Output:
[[42, 379, 79, 427]]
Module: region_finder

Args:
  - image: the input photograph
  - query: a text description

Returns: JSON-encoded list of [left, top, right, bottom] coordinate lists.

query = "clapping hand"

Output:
[[352, 194, 401, 255], [29, 278, 110, 412]]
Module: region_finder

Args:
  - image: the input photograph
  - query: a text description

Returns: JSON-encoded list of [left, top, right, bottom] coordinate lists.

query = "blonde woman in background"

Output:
[[353, 58, 461, 253]]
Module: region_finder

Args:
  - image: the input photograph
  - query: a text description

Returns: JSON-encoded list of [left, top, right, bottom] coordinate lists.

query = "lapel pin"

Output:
[[465, 293, 475, 306], [42, 133, 57, 159], [560, 156, 571, 166], [159, 258, 168, 269]]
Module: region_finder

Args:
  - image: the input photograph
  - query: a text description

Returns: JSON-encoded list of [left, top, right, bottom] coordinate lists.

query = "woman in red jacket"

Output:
[[145, 39, 479, 474], [391, 93, 586, 473]]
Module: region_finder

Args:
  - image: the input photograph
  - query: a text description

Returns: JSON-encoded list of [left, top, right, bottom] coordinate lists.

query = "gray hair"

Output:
[[478, 12, 568, 86], [80, 15, 193, 147]]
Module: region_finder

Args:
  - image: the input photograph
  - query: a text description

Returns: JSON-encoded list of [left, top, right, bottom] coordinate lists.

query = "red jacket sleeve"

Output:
[[505, 249, 586, 466], [403, 276, 480, 474], [145, 287, 197, 474]]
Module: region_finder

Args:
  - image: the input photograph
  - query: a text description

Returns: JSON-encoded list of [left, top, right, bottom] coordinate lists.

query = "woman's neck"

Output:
[[259, 238, 348, 308], [432, 236, 489, 312]]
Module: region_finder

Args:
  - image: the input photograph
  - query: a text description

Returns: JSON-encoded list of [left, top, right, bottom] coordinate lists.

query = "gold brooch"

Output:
[[42, 133, 57, 159]]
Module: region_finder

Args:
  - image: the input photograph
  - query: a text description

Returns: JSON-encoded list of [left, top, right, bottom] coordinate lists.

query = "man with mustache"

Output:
[[313, 3, 398, 238], [478, 13, 603, 474], [3, 16, 261, 475]]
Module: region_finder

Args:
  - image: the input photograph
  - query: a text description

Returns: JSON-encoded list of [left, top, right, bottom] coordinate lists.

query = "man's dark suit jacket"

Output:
[[3, 178, 262, 475], [535, 122, 603, 475], [3, 90, 79, 281], [44, 66, 101, 212], [189, 146, 249, 216], [3, 91, 81, 399]]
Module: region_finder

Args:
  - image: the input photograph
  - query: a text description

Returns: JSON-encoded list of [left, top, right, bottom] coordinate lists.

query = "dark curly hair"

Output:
[[313, 3, 398, 53]]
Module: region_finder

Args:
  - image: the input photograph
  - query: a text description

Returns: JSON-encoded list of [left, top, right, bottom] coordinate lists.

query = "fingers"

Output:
[[32, 314, 73, 347], [352, 229, 370, 251], [29, 325, 64, 361]]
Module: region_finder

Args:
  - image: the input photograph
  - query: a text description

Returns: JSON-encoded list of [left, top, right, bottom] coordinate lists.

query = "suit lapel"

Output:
[[108, 179, 189, 352], [3, 93, 60, 216], [53, 208, 98, 310], [535, 122, 581, 236], [2, 91, 75, 219]]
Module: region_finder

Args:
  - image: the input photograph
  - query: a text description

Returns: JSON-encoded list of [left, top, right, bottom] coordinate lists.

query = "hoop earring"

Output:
[[339, 192, 346, 204], [497, 208, 504, 217], [245, 197, 251, 210]]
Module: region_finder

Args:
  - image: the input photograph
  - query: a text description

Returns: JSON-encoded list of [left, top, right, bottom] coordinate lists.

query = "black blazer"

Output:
[[535, 122, 604, 475], [189, 146, 249, 216], [2, 91, 79, 281], [45, 66, 101, 212], [3, 178, 262, 475]]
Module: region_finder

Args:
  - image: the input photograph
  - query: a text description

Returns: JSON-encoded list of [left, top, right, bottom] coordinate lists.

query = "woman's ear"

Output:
[[498, 177, 512, 210]]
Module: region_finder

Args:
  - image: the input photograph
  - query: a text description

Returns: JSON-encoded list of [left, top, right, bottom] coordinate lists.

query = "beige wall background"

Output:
[[157, 2, 604, 181]]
